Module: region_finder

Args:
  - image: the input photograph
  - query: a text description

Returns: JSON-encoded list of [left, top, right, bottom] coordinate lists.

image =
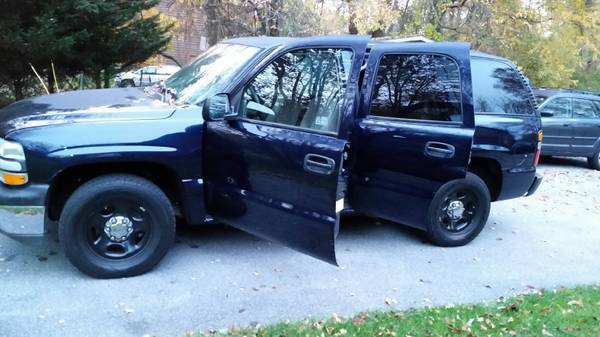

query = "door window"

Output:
[[370, 54, 462, 122], [541, 98, 571, 118], [572, 99, 599, 119], [241, 48, 353, 133], [143, 66, 157, 74], [471, 58, 535, 115]]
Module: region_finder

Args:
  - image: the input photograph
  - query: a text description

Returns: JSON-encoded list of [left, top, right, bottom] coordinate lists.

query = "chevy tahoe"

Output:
[[0, 36, 542, 278]]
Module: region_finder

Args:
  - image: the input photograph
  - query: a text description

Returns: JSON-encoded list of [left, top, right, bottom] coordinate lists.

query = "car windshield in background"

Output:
[[165, 43, 261, 105]]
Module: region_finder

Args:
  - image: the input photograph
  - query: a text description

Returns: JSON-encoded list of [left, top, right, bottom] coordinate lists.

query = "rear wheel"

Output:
[[426, 173, 491, 247], [59, 174, 175, 278], [587, 148, 600, 170]]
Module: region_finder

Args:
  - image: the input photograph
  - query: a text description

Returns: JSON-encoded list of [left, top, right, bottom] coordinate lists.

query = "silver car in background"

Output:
[[114, 65, 181, 87]]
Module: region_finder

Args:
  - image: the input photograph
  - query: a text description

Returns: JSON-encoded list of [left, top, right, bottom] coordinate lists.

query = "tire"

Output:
[[426, 172, 491, 247], [59, 174, 175, 278], [120, 79, 135, 87], [587, 147, 600, 170]]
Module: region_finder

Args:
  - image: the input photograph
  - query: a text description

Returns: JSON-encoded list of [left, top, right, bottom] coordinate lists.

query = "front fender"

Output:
[[8, 106, 205, 184]]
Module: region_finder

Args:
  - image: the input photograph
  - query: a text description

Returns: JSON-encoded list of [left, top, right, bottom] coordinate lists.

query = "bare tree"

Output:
[[204, 0, 221, 46]]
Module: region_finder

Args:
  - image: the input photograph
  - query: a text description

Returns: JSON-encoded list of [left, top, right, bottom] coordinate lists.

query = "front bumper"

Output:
[[0, 184, 49, 237]]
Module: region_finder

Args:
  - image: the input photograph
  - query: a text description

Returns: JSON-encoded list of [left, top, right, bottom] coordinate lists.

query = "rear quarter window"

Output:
[[471, 57, 535, 115]]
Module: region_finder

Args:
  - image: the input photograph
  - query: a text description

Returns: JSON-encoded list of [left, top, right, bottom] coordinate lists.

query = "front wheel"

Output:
[[120, 79, 135, 87], [587, 148, 600, 170], [59, 174, 175, 278], [426, 173, 491, 247]]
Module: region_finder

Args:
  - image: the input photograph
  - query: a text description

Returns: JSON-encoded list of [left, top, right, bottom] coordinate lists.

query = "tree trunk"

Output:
[[94, 70, 102, 89], [268, 0, 281, 36], [347, 0, 358, 35], [204, 0, 220, 46], [12, 79, 24, 101], [103, 68, 112, 88], [370, 28, 385, 38], [257, 6, 267, 36], [47, 72, 55, 93]]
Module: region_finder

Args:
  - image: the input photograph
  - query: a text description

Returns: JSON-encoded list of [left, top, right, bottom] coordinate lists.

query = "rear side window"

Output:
[[370, 54, 462, 122], [572, 99, 600, 119], [471, 57, 534, 115]]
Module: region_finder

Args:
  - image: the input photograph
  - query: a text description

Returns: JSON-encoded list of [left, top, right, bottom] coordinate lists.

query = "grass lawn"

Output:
[[192, 285, 599, 337]]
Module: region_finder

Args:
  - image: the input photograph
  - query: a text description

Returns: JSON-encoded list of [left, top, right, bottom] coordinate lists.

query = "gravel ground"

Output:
[[0, 157, 599, 337]]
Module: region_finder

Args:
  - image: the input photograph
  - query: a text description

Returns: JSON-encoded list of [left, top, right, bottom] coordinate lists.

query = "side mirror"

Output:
[[540, 111, 554, 117], [203, 94, 236, 121]]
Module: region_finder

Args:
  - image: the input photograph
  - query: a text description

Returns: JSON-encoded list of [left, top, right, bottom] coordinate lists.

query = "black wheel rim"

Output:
[[82, 197, 153, 259], [437, 189, 479, 233]]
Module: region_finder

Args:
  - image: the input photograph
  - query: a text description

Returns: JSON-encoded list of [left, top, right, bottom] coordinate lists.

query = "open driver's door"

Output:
[[203, 36, 369, 264]]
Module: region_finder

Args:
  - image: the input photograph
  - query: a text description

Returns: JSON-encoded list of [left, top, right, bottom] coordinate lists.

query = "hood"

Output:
[[119, 71, 139, 80], [0, 88, 176, 137]]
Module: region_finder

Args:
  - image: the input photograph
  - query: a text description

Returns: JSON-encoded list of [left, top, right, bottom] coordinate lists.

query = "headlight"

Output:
[[0, 138, 28, 186], [0, 138, 25, 161]]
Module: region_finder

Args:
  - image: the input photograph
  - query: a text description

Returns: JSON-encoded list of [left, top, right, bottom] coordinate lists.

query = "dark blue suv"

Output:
[[0, 36, 542, 278]]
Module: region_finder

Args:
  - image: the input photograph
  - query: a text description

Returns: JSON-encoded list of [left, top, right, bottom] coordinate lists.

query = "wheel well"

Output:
[[46, 162, 182, 221], [468, 157, 502, 201]]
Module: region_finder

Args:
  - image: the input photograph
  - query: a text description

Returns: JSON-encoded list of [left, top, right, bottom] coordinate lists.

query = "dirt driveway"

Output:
[[0, 157, 599, 337]]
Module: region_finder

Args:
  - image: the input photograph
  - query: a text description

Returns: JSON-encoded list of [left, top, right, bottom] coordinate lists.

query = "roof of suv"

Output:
[[224, 36, 511, 62], [534, 88, 600, 101]]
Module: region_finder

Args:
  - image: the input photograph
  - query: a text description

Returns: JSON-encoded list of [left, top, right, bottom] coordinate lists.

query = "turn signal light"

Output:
[[1, 172, 28, 186], [534, 131, 543, 166]]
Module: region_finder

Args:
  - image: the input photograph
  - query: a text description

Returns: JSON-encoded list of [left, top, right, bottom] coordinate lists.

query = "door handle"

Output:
[[304, 154, 336, 175], [563, 123, 570, 127], [424, 141, 456, 159]]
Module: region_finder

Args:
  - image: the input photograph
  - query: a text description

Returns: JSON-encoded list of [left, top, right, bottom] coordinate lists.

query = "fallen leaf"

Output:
[[542, 328, 553, 336]]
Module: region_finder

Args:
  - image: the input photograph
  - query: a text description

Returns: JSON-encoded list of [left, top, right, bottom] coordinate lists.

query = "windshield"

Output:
[[165, 43, 262, 104]]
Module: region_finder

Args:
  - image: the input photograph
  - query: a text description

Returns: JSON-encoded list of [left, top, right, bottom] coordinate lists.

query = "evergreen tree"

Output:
[[0, 0, 173, 99]]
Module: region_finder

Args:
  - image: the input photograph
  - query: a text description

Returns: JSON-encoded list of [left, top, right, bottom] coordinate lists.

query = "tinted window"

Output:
[[242, 48, 353, 133], [541, 97, 571, 118], [472, 58, 533, 114], [370, 54, 462, 122], [572, 99, 599, 119]]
